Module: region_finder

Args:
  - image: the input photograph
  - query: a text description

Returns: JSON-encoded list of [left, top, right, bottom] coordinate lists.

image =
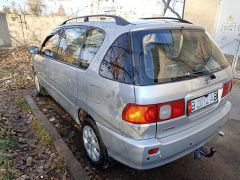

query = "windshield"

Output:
[[132, 29, 229, 85]]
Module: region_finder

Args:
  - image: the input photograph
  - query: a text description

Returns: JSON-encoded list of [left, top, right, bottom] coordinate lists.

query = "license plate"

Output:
[[188, 91, 218, 114]]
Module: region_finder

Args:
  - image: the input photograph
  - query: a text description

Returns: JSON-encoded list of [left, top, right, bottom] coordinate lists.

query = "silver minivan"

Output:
[[28, 15, 232, 170]]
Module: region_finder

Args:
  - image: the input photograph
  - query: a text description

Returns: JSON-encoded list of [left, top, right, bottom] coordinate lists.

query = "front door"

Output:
[[40, 30, 62, 93], [53, 26, 87, 116]]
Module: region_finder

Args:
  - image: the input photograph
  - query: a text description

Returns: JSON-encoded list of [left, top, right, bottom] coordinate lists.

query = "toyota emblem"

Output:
[[204, 77, 211, 85]]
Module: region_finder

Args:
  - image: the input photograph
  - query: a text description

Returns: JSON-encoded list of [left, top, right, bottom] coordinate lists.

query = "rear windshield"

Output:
[[132, 29, 229, 85]]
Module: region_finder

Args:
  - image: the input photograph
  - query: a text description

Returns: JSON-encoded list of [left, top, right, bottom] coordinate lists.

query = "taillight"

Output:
[[158, 99, 185, 121], [222, 80, 233, 98], [122, 99, 185, 124], [148, 148, 159, 155], [122, 104, 157, 124]]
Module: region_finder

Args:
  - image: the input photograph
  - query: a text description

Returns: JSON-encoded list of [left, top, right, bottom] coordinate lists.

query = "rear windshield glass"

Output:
[[132, 29, 229, 85]]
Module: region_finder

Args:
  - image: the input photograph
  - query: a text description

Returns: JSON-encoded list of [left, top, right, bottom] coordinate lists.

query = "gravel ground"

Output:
[[0, 47, 72, 179], [33, 82, 240, 180]]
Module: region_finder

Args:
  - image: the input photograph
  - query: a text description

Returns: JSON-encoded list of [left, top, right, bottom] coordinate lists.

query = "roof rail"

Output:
[[60, 14, 130, 26], [141, 17, 192, 24]]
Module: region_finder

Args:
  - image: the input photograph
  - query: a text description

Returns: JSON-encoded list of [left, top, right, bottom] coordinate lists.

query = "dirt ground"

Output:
[[0, 47, 72, 179], [0, 47, 240, 180]]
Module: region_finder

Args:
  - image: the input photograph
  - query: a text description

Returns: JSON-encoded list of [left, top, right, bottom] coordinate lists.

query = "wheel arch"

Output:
[[77, 107, 94, 124]]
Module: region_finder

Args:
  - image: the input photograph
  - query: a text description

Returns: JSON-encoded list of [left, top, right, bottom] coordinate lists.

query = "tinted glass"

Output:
[[99, 33, 133, 83], [42, 32, 61, 59], [80, 28, 105, 69], [133, 29, 229, 85], [58, 27, 86, 65]]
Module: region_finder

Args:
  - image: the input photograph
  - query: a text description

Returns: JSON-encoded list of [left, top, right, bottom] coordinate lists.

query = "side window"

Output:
[[99, 33, 133, 84], [58, 27, 86, 65], [42, 31, 61, 59], [79, 28, 105, 69]]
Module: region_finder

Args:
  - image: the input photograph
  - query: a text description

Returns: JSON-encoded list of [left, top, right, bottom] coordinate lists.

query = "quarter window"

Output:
[[58, 27, 86, 65], [42, 31, 61, 59], [99, 33, 133, 83], [80, 28, 105, 69]]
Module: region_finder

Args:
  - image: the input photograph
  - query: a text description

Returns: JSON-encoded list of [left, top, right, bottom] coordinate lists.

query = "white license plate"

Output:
[[188, 91, 218, 114]]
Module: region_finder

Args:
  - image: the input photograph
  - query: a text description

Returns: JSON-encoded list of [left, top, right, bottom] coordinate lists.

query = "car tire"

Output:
[[34, 73, 47, 96], [81, 117, 110, 169]]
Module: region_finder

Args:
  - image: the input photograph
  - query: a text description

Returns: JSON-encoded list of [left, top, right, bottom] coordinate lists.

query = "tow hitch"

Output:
[[193, 146, 216, 160]]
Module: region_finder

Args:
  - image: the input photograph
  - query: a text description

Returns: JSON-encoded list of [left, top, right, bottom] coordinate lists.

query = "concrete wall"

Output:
[[0, 13, 12, 47], [184, 0, 220, 36], [214, 0, 240, 55], [6, 14, 67, 47]]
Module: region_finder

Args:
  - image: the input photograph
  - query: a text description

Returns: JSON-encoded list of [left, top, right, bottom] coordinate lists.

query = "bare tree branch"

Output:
[[163, 0, 171, 14], [162, 0, 181, 18], [27, 0, 45, 16]]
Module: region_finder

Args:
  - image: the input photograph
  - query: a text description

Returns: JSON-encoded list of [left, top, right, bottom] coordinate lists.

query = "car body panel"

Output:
[[50, 59, 78, 117], [31, 54, 48, 84]]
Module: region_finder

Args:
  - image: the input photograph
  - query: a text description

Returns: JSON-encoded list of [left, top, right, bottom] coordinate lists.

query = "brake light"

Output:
[[222, 80, 233, 98], [122, 99, 185, 124]]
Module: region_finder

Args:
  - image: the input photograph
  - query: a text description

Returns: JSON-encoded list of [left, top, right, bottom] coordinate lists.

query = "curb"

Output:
[[24, 95, 89, 180]]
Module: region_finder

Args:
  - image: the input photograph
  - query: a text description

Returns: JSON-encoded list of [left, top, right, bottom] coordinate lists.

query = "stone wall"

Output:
[[184, 0, 220, 36], [6, 14, 68, 47], [0, 13, 12, 47]]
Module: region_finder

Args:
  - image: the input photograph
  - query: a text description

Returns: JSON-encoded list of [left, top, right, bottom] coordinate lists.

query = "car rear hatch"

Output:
[[134, 68, 232, 138], [131, 28, 232, 139]]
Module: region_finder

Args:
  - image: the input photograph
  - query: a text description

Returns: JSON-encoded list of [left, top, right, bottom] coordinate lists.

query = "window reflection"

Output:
[[42, 32, 61, 58], [99, 33, 133, 83], [58, 28, 86, 65], [80, 28, 105, 68]]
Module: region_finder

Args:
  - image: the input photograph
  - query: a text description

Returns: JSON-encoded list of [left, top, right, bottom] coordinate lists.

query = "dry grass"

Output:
[[0, 134, 17, 180], [15, 96, 30, 112], [31, 118, 52, 147]]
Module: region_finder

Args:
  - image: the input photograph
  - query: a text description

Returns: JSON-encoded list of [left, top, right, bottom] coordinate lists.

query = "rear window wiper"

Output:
[[169, 74, 199, 81], [192, 71, 216, 79]]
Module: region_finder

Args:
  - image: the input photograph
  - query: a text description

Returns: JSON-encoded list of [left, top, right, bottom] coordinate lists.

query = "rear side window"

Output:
[[99, 33, 133, 84], [79, 28, 105, 69], [42, 31, 61, 59], [57, 27, 86, 65]]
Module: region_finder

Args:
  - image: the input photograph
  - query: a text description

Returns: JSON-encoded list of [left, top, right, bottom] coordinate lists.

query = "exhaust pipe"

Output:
[[193, 146, 216, 160]]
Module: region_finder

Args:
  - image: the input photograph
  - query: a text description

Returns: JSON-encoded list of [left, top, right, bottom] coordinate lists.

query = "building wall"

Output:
[[214, 0, 240, 55], [6, 14, 67, 47], [184, 0, 220, 35]]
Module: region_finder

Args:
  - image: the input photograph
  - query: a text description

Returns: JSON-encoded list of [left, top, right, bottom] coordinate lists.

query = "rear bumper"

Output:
[[97, 101, 231, 170]]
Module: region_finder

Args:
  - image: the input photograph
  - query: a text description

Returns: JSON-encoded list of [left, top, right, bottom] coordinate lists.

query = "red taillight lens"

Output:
[[148, 148, 159, 155], [122, 99, 185, 124], [122, 104, 157, 124], [222, 80, 233, 98]]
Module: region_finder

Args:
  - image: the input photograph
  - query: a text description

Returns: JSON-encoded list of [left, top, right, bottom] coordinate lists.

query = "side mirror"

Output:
[[43, 49, 55, 58], [28, 46, 40, 54]]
